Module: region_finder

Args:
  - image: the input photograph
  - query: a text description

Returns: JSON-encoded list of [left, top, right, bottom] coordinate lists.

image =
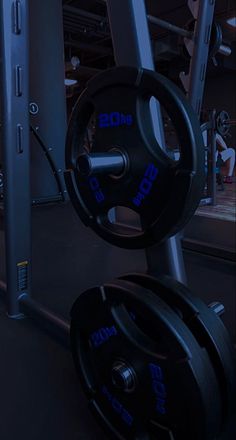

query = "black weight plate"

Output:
[[65, 66, 205, 249], [120, 273, 236, 435], [210, 22, 223, 58], [181, 21, 222, 60], [216, 110, 230, 137], [70, 279, 221, 440]]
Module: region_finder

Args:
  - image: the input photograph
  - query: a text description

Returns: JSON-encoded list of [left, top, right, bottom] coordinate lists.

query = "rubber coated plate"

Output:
[[65, 66, 205, 249], [120, 273, 236, 436], [70, 279, 221, 440]]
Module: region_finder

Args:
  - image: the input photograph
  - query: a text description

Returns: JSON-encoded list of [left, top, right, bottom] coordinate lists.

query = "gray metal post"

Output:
[[106, 0, 165, 146], [106, 0, 187, 284], [0, 0, 31, 317], [29, 0, 68, 203], [182, 0, 216, 115]]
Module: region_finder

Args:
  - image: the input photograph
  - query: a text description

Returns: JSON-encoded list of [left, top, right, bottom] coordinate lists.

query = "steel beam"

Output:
[[0, 0, 31, 316], [186, 0, 216, 115], [106, 0, 187, 284]]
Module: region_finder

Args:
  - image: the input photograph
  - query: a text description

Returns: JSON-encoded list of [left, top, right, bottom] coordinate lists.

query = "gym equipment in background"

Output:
[[216, 110, 231, 137], [181, 21, 231, 63], [199, 108, 234, 206], [65, 66, 205, 249]]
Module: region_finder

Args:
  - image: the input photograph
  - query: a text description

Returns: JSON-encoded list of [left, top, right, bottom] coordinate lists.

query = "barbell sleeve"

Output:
[[77, 151, 127, 177]]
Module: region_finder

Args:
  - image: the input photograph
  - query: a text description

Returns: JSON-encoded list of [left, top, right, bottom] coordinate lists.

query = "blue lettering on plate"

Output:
[[90, 325, 117, 348], [98, 112, 133, 128], [101, 385, 133, 427], [88, 176, 105, 204], [132, 164, 158, 208], [149, 363, 167, 415]]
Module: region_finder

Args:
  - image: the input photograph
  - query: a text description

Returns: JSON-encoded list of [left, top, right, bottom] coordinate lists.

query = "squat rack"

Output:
[[0, 0, 215, 344]]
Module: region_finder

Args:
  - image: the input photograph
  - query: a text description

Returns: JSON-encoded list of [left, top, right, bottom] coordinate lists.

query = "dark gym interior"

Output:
[[0, 1, 235, 439]]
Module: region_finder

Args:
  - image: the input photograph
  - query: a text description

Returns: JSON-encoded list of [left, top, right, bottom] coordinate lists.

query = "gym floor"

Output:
[[197, 181, 236, 222], [0, 202, 235, 440]]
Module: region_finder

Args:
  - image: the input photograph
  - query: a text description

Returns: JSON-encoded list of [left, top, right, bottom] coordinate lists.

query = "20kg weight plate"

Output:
[[65, 66, 205, 249], [70, 278, 221, 440], [120, 273, 236, 436]]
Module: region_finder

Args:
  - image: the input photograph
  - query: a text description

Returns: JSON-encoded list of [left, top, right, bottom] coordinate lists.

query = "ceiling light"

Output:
[[226, 16, 236, 27], [64, 78, 78, 86]]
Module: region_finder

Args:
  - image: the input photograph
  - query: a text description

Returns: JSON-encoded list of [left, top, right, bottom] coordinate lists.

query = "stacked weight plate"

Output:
[[70, 274, 236, 440]]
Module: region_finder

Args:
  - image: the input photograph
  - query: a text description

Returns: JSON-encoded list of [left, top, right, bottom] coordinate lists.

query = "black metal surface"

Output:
[[70, 278, 222, 440], [65, 66, 205, 249], [120, 273, 236, 437]]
